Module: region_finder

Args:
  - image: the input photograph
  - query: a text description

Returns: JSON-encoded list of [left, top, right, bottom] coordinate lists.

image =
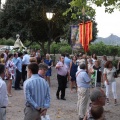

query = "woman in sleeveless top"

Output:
[[70, 55, 78, 93]]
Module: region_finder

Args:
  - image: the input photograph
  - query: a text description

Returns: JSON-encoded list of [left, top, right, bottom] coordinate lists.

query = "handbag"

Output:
[[41, 115, 50, 120], [113, 72, 118, 78]]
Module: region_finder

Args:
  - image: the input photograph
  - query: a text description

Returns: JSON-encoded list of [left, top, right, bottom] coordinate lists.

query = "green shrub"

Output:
[[59, 45, 72, 54], [112, 60, 118, 68]]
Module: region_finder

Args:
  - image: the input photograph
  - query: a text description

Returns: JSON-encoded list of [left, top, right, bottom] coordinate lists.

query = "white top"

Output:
[[103, 67, 116, 82], [92, 58, 96, 65], [22, 54, 30, 65], [0, 77, 8, 107]]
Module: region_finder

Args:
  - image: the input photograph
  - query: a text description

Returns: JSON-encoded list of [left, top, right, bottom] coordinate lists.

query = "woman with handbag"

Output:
[[103, 61, 117, 105]]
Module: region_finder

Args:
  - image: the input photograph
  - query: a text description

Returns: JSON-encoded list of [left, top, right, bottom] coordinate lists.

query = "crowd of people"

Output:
[[55, 53, 119, 120], [0, 49, 120, 120]]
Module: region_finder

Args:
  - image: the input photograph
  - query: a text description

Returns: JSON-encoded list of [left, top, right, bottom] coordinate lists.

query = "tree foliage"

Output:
[[63, 0, 98, 42], [90, 0, 120, 13], [89, 42, 120, 57], [64, 0, 120, 17], [0, 0, 72, 53], [63, 0, 96, 19]]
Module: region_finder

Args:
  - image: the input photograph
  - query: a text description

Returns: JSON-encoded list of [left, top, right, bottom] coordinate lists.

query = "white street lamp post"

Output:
[[46, 12, 55, 53], [46, 12, 54, 20]]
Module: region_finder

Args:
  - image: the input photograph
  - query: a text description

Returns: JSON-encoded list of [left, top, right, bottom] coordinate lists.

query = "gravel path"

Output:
[[6, 67, 120, 120]]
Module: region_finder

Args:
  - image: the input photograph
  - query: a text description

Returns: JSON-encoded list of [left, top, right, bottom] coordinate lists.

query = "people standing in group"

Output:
[[103, 61, 117, 105], [44, 54, 53, 85], [22, 51, 30, 83], [70, 55, 78, 93], [55, 55, 69, 100], [23, 63, 50, 120], [76, 64, 91, 120], [14, 52, 23, 90], [0, 64, 9, 120], [6, 54, 15, 97], [84, 88, 106, 120], [91, 53, 97, 65]]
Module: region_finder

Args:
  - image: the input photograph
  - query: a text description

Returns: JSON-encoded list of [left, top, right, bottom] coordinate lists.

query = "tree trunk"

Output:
[[37, 41, 46, 55], [47, 40, 51, 54]]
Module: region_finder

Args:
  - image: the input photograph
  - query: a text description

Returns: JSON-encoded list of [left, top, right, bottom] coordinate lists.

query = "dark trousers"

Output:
[[56, 74, 67, 99], [22, 65, 27, 83], [15, 69, 22, 89]]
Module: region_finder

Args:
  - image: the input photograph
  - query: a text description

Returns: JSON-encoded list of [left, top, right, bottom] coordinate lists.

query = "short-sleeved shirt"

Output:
[[76, 69, 90, 88], [64, 57, 71, 69], [56, 61, 68, 76], [103, 67, 116, 82]]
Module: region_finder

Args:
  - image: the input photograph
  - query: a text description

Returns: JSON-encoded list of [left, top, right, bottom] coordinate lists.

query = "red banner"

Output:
[[79, 23, 84, 47], [79, 21, 93, 52]]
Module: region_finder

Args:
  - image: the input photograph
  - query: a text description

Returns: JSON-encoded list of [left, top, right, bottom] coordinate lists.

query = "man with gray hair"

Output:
[[83, 88, 106, 120], [90, 88, 106, 106], [76, 63, 91, 120]]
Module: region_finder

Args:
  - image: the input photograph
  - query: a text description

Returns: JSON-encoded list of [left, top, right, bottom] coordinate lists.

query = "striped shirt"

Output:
[[23, 74, 50, 109]]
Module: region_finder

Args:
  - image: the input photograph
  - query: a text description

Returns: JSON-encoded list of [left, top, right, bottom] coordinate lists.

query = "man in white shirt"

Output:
[[0, 64, 8, 120], [22, 51, 30, 83]]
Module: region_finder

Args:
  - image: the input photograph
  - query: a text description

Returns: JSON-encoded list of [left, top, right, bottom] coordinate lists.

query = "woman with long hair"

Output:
[[103, 61, 117, 105], [44, 54, 53, 85], [91, 53, 97, 65], [69, 55, 78, 93], [6, 54, 15, 97]]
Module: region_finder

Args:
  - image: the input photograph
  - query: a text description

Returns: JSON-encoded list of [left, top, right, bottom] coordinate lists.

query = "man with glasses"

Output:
[[38, 63, 48, 79]]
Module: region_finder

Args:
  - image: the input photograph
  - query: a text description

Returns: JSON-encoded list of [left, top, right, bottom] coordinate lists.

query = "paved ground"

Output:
[[6, 67, 120, 120]]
